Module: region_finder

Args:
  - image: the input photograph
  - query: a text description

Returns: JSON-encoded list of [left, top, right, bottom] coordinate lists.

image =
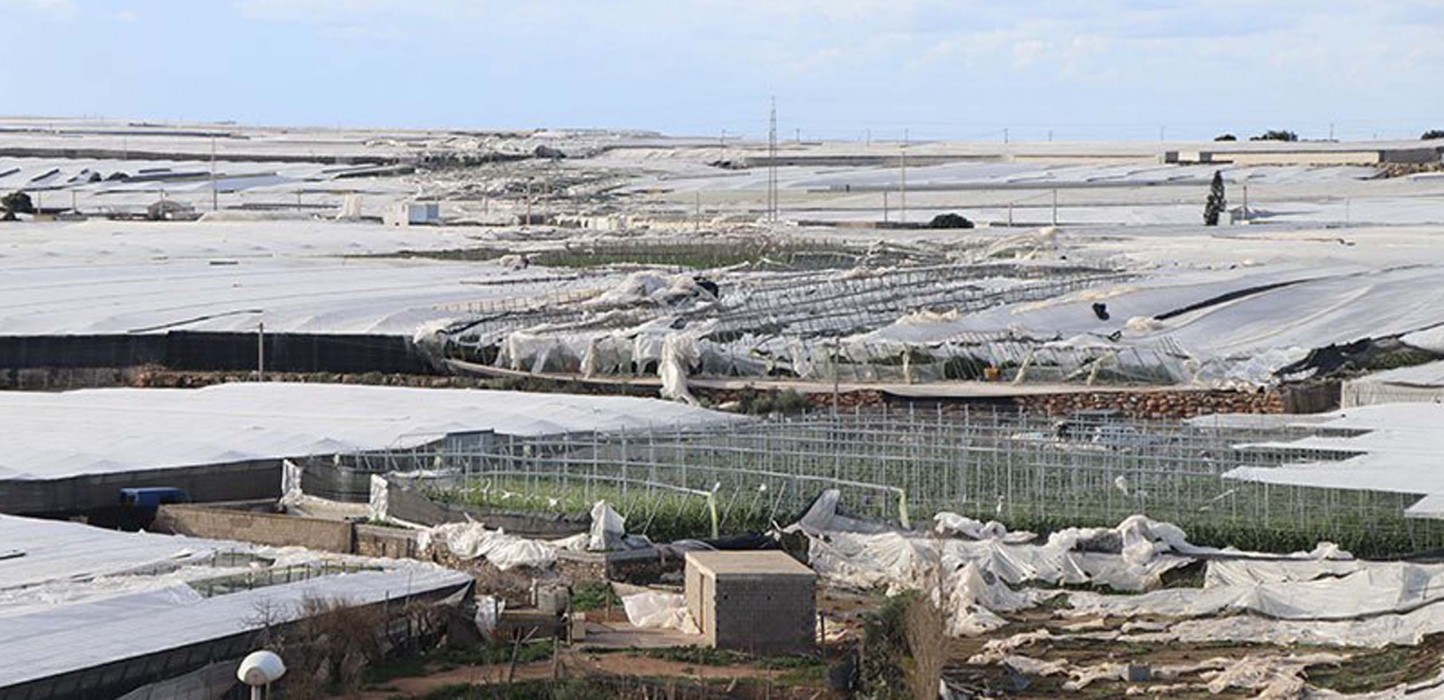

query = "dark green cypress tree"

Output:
[[1203, 171, 1226, 226]]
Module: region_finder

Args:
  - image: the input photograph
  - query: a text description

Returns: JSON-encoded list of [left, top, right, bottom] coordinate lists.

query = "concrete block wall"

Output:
[[685, 553, 816, 655], [155, 504, 353, 553], [354, 523, 420, 559], [709, 575, 816, 654]]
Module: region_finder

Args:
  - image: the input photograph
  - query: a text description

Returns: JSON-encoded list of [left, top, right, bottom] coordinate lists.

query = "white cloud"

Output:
[[1011, 39, 1047, 69]]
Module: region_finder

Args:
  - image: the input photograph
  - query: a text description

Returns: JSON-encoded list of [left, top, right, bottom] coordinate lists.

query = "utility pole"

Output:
[[525, 178, 533, 226], [1003, 127, 1009, 144], [210, 136, 219, 212], [1329, 123, 1335, 141], [1052, 189, 1059, 226], [767, 97, 778, 223], [883, 190, 889, 223], [1159, 126, 1166, 142], [794, 127, 800, 144], [865, 128, 871, 147], [694, 191, 701, 232]]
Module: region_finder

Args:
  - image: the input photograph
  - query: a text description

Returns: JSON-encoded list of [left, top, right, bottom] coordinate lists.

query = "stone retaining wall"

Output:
[[1010, 388, 1287, 419]]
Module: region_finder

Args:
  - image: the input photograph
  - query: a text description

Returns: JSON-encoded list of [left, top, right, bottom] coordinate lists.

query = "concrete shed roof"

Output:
[[686, 550, 815, 578]]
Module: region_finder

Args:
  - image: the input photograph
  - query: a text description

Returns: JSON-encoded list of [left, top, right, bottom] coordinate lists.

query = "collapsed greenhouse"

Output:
[[420, 230, 1444, 394]]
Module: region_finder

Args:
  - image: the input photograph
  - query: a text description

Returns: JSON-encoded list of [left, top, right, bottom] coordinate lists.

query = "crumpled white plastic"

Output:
[[621, 591, 700, 635], [417, 521, 557, 571]]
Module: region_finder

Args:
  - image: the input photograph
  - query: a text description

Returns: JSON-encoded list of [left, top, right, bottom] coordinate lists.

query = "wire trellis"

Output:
[[350, 406, 1444, 556]]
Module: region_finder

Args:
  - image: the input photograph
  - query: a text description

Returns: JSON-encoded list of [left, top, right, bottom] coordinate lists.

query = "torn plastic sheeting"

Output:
[[1069, 561, 1444, 621], [806, 530, 936, 594], [588, 501, 627, 552], [367, 474, 389, 522], [474, 595, 505, 641], [1044, 514, 1216, 567], [1129, 597, 1444, 649], [1002, 655, 1069, 677], [808, 529, 1192, 596], [621, 591, 699, 635], [659, 332, 701, 406], [934, 512, 1036, 543], [787, 489, 894, 537], [947, 561, 1053, 636], [584, 272, 713, 311], [280, 459, 303, 505], [1199, 653, 1346, 698], [417, 522, 557, 571], [955, 538, 1192, 592], [967, 629, 1055, 665], [1204, 557, 1361, 588]]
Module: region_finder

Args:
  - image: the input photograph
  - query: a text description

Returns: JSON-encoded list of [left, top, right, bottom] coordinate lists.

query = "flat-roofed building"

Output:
[[684, 551, 816, 654]]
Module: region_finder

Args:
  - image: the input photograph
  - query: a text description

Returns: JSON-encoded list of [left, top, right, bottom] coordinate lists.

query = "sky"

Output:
[[1, 0, 1440, 142]]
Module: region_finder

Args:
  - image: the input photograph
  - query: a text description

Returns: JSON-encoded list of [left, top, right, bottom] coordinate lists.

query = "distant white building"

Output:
[[384, 201, 440, 227]]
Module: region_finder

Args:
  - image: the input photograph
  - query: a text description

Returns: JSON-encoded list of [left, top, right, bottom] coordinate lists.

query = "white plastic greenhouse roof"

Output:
[[0, 515, 470, 690], [1348, 360, 1444, 388], [0, 383, 740, 480], [0, 219, 615, 336], [1223, 403, 1444, 517]]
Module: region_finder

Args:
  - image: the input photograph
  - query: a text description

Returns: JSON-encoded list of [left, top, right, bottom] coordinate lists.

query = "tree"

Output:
[[1203, 170, 1226, 226], [1214, 133, 1237, 142], [1250, 130, 1298, 142], [1422, 130, 1444, 140], [1, 191, 33, 221]]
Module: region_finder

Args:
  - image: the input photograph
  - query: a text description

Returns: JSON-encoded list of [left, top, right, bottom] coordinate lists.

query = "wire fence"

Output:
[[350, 405, 1444, 556]]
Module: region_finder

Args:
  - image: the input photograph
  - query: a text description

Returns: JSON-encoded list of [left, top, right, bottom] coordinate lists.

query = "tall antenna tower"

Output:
[[767, 97, 778, 223]]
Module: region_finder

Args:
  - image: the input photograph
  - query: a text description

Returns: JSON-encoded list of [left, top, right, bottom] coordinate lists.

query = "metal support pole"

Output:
[[211, 136, 219, 212], [899, 129, 908, 225], [257, 321, 265, 382]]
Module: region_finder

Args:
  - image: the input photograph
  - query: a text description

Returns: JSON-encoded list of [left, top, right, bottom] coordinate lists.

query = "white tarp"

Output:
[[659, 332, 701, 405], [588, 501, 627, 551], [621, 591, 700, 634], [933, 513, 1035, 543], [417, 521, 558, 571]]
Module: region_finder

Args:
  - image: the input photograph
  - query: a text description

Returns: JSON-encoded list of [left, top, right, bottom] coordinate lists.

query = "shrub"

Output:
[[1422, 130, 1444, 140], [1214, 133, 1237, 141], [1, 191, 33, 220], [924, 213, 974, 229], [858, 594, 910, 699], [1251, 129, 1298, 142]]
